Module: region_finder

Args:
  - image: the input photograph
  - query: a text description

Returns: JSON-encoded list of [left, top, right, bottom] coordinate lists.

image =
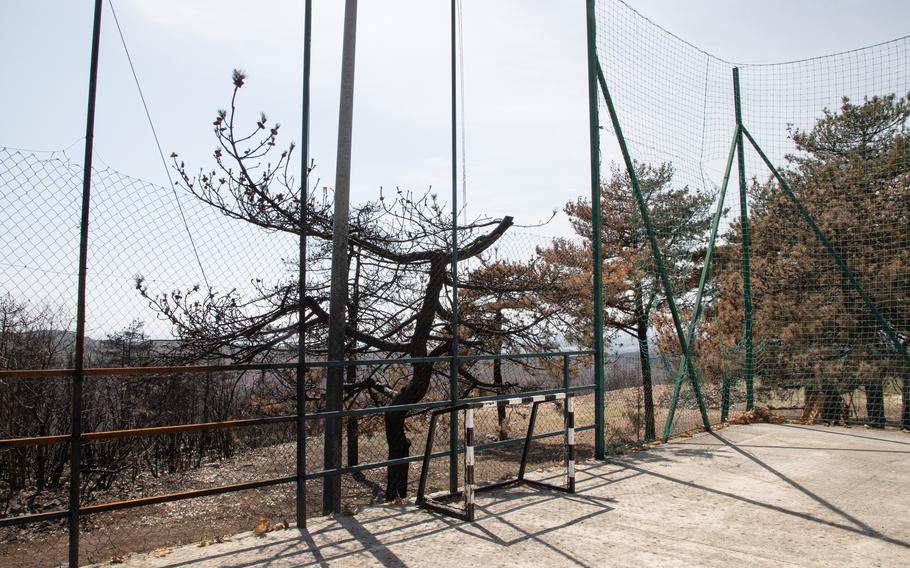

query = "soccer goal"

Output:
[[416, 392, 576, 521]]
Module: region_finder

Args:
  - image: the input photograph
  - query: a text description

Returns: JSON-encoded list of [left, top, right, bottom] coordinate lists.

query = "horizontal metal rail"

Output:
[[0, 415, 298, 449], [0, 476, 297, 528], [0, 350, 595, 380], [0, 384, 595, 449], [0, 508, 69, 527], [0, 424, 594, 528], [79, 475, 297, 515], [304, 385, 594, 421]]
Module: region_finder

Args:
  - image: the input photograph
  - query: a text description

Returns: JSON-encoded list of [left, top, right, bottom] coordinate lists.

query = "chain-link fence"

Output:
[[0, 141, 597, 566], [3, 1, 909, 566]]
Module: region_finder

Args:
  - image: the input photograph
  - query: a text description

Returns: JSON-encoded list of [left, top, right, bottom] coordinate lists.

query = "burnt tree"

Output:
[[140, 73, 567, 498]]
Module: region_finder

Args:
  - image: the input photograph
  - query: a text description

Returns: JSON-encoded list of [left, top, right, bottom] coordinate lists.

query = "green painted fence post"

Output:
[[584, 0, 606, 460], [733, 67, 755, 411], [662, 128, 739, 440]]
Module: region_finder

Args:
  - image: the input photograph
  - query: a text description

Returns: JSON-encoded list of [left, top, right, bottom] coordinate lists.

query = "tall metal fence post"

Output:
[[69, 1, 103, 565], [325, 0, 359, 515], [448, 0, 461, 493], [296, 0, 313, 530], [662, 128, 739, 439], [584, 0, 606, 460], [732, 67, 755, 410]]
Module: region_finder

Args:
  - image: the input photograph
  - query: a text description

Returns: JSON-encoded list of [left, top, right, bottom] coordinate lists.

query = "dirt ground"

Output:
[[90, 423, 910, 567]]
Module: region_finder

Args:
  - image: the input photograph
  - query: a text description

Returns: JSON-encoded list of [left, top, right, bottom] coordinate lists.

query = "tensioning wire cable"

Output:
[[107, 0, 211, 290]]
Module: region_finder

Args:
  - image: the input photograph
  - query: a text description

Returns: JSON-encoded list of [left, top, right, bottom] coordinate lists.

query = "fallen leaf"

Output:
[[151, 548, 171, 558], [254, 515, 270, 537]]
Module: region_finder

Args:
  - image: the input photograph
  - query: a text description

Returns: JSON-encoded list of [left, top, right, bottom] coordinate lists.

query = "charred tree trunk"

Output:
[[865, 380, 885, 428], [345, 344, 359, 467], [384, 360, 435, 499], [346, 414, 359, 467], [346, 247, 362, 466], [493, 357, 508, 440], [902, 375, 910, 431], [34, 445, 46, 493], [840, 261, 886, 427], [902, 339, 910, 430], [634, 284, 656, 441], [384, 259, 448, 499], [821, 380, 846, 423]]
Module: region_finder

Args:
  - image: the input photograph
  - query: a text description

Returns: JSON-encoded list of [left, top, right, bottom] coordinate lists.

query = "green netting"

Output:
[[594, 0, 909, 437]]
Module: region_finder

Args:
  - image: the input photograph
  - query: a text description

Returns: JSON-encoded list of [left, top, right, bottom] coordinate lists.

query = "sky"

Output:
[[2, 0, 909, 338], [4, 0, 909, 231]]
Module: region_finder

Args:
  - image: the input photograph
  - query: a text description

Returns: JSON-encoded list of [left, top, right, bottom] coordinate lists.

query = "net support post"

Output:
[[296, 0, 313, 532], [70, 1, 103, 565], [902, 372, 910, 431], [732, 67, 755, 411], [324, 0, 359, 515], [596, 62, 711, 432], [448, 0, 461, 494], [584, 0, 606, 460], [415, 410, 440, 505], [517, 401, 541, 480], [562, 354, 570, 423], [663, 127, 740, 439]]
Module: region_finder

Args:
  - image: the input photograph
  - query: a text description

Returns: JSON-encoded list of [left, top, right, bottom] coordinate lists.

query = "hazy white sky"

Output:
[[2, 0, 908, 338], [4, 0, 909, 235]]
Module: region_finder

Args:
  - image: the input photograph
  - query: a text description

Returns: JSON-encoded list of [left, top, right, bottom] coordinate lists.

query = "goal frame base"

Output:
[[416, 392, 576, 522]]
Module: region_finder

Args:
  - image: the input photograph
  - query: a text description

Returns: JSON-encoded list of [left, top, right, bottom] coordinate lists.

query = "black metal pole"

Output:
[[563, 354, 570, 423], [324, 0, 358, 515], [448, 0, 460, 494], [296, 0, 313, 530], [70, 1, 103, 565]]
